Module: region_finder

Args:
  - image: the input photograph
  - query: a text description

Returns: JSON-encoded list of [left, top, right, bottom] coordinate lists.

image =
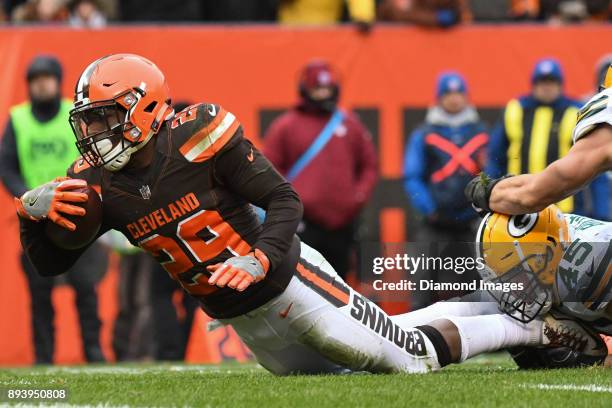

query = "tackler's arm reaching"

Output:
[[467, 125, 612, 215], [467, 70, 612, 215]]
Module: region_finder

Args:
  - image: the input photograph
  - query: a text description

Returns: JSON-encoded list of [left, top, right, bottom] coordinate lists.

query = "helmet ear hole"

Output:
[[143, 101, 157, 113], [115, 105, 127, 120]]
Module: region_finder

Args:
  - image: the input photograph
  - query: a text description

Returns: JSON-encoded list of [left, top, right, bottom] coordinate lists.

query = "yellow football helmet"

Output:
[[476, 205, 569, 322]]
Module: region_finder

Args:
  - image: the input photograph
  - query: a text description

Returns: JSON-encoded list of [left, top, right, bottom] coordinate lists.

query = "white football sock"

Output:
[[392, 301, 500, 329], [444, 314, 543, 362]]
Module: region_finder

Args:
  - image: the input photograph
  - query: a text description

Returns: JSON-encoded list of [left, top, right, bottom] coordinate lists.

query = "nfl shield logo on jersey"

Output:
[[139, 185, 151, 200]]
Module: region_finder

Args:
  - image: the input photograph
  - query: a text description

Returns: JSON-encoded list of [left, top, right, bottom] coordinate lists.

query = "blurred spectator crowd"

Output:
[[1, 0, 611, 28]]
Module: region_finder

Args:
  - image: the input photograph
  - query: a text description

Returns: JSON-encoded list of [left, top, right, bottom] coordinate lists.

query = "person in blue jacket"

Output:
[[403, 72, 488, 307], [486, 58, 609, 220], [404, 72, 488, 234]]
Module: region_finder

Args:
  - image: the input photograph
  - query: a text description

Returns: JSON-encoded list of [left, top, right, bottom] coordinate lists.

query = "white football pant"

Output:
[[220, 243, 442, 375]]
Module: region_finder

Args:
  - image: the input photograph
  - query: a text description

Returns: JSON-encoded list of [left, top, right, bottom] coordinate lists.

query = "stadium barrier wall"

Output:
[[0, 25, 610, 365]]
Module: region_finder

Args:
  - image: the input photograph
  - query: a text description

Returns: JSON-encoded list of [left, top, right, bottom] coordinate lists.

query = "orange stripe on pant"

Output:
[[296, 263, 350, 306]]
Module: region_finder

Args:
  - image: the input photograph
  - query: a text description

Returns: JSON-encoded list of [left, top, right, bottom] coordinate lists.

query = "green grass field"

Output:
[[0, 354, 610, 407]]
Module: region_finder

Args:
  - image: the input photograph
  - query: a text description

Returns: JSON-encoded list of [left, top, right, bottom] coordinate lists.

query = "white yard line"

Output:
[[523, 383, 612, 393]]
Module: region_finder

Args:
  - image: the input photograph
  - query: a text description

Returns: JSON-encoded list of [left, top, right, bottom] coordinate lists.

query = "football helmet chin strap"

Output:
[[97, 110, 174, 172], [97, 130, 154, 172]]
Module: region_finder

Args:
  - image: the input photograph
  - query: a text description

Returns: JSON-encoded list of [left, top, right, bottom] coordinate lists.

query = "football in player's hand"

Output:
[[45, 185, 103, 250]]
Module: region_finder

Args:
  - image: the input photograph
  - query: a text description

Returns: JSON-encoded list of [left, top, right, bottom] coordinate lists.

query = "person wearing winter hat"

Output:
[[264, 60, 378, 279], [403, 71, 489, 307]]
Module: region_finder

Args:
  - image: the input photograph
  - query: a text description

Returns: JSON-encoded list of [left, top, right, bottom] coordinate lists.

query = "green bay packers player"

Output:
[[394, 205, 611, 368], [466, 65, 612, 216], [16, 53, 553, 375]]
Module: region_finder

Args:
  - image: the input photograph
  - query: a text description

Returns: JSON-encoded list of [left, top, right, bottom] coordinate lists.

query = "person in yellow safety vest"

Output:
[[0, 55, 108, 364], [278, 0, 375, 27], [485, 58, 609, 220]]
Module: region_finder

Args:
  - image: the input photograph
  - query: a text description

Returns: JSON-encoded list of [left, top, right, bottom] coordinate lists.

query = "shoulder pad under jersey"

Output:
[[572, 88, 612, 144], [67, 156, 101, 184], [171, 103, 241, 163]]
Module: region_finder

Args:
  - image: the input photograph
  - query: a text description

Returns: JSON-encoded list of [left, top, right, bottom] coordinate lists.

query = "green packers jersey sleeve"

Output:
[[572, 88, 612, 144]]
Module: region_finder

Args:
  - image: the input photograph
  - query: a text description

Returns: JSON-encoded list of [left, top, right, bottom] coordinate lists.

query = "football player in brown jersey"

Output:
[[16, 54, 555, 374]]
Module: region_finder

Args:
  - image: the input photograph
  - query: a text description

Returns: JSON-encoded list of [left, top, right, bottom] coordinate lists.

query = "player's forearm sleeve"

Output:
[[252, 183, 303, 270], [19, 217, 105, 277], [214, 137, 303, 270]]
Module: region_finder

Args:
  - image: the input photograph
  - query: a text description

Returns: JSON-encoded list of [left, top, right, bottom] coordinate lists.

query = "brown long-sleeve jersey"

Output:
[[20, 103, 303, 319]]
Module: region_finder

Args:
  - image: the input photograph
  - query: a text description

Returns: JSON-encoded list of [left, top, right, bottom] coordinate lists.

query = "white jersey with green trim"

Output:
[[572, 87, 612, 144], [555, 214, 612, 334]]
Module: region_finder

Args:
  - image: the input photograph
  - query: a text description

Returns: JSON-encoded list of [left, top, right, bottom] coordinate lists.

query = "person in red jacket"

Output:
[[264, 60, 377, 279]]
